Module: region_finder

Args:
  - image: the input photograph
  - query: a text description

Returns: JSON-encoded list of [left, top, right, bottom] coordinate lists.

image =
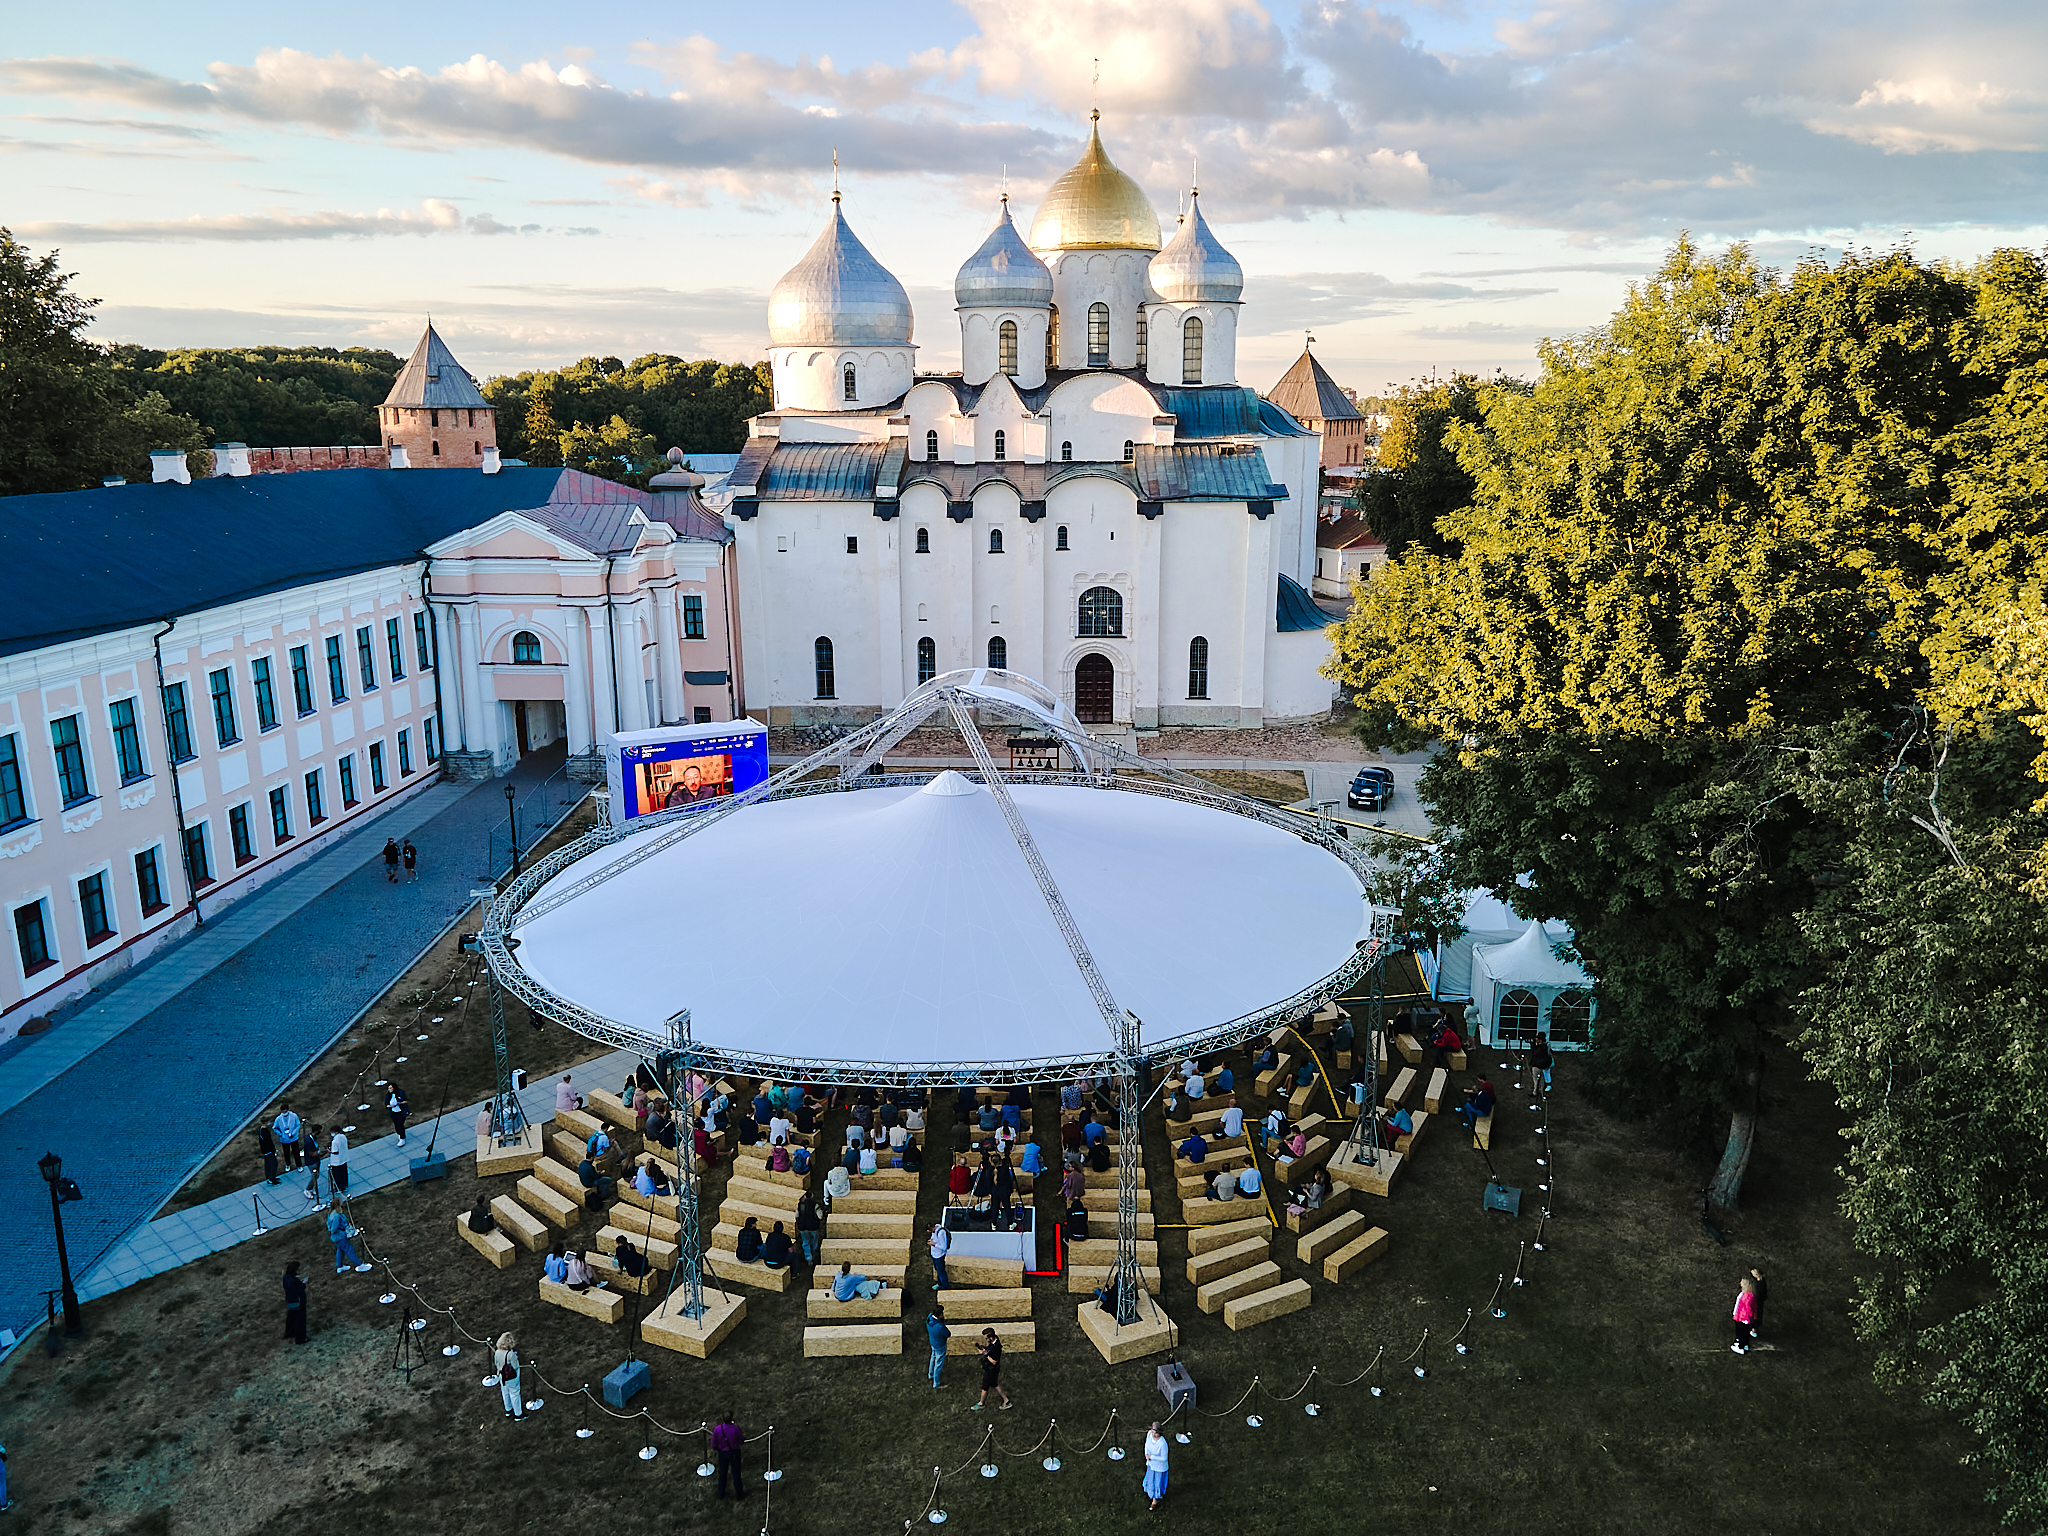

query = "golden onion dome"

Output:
[[1027, 114, 1161, 253]]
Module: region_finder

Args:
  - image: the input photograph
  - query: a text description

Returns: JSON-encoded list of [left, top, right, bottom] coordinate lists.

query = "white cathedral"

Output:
[[725, 115, 1336, 730]]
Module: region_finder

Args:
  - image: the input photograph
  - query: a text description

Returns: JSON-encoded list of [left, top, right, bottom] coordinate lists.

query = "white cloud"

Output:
[[3, 0, 2045, 240], [15, 199, 592, 242]]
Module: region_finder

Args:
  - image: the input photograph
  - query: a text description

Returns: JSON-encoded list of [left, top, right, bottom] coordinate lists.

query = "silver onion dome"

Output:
[[767, 199, 914, 347], [954, 197, 1054, 309], [1147, 191, 1243, 303]]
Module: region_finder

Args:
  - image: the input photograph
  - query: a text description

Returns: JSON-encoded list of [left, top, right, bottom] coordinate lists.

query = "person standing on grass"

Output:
[[282, 1262, 309, 1344], [711, 1412, 745, 1498], [493, 1332, 526, 1420], [328, 1127, 351, 1196], [1530, 1034, 1554, 1093], [402, 839, 419, 882], [1143, 1421, 1170, 1510], [303, 1123, 325, 1201], [795, 1195, 823, 1266], [926, 1303, 951, 1388], [972, 1328, 1011, 1411], [256, 1122, 280, 1185], [325, 1200, 360, 1273], [929, 1220, 951, 1289], [1747, 1268, 1769, 1343], [382, 837, 401, 882], [387, 1082, 410, 1145], [272, 1103, 302, 1171], [1731, 1274, 1760, 1354]]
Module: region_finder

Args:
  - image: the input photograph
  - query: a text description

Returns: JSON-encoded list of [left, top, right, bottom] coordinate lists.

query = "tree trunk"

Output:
[[1706, 1057, 1763, 1211]]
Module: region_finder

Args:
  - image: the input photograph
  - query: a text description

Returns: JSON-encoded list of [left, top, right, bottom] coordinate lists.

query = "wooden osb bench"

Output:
[[1223, 1278, 1311, 1331], [1323, 1225, 1391, 1282], [595, 1225, 677, 1270], [539, 1277, 624, 1323], [1394, 1033, 1425, 1066], [1395, 1112, 1430, 1158], [515, 1175, 582, 1231], [490, 1195, 550, 1252], [1472, 1112, 1494, 1150], [1067, 1263, 1161, 1295], [1296, 1208, 1370, 1266], [611, 1203, 681, 1244], [806, 1287, 903, 1320], [456, 1215, 516, 1269], [1423, 1068, 1450, 1114], [1196, 1260, 1282, 1315], [944, 1254, 1026, 1288], [1283, 1184, 1356, 1235], [705, 1251, 796, 1292], [1186, 1236, 1270, 1287], [929, 1287, 1032, 1320], [1381, 1067, 1420, 1111], [944, 1319, 1035, 1355], [803, 1323, 902, 1358], [1186, 1217, 1271, 1254]]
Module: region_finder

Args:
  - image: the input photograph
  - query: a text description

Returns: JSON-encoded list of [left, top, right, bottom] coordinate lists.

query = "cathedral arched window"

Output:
[[1055, 525, 1069, 551], [1182, 317, 1204, 384], [915, 526, 930, 554], [1087, 303, 1110, 367], [843, 364, 858, 401], [987, 636, 1007, 670], [1061, 440, 1073, 462], [1047, 305, 1058, 368], [1187, 636, 1209, 699], [814, 637, 836, 699], [1122, 440, 1135, 462], [916, 636, 937, 686], [1136, 309, 1148, 371], [512, 631, 543, 664], [993, 430, 1006, 462], [989, 527, 1004, 554], [1078, 586, 1123, 638], [999, 320, 1018, 377], [926, 429, 939, 460]]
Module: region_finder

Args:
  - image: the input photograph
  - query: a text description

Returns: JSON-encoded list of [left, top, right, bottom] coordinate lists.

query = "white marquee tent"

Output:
[[1470, 917, 1597, 1051]]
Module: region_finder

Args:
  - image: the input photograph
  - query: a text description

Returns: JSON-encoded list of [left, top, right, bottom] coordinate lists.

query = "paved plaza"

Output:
[[0, 748, 573, 1344]]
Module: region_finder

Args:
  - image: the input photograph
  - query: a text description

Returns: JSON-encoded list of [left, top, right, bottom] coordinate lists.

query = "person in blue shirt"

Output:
[[543, 1245, 570, 1284], [1018, 1139, 1046, 1178], [325, 1201, 361, 1273], [1236, 1165, 1262, 1197], [1213, 1065, 1235, 1094], [1083, 1119, 1107, 1148], [926, 1303, 951, 1388], [1060, 1082, 1084, 1112], [833, 1261, 883, 1301], [1179, 1131, 1208, 1164], [735, 1217, 764, 1263]]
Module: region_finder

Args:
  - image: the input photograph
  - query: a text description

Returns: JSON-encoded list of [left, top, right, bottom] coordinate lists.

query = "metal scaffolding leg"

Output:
[[1344, 923, 1391, 1167], [475, 895, 528, 1147], [658, 1013, 706, 1321], [1112, 1063, 1143, 1326]]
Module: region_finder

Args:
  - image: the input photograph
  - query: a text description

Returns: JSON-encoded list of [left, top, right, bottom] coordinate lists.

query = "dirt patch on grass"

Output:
[[1184, 768, 1309, 805]]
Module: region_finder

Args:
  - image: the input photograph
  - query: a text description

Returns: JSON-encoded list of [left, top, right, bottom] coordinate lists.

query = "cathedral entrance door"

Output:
[[1075, 653, 1114, 723], [514, 701, 532, 754]]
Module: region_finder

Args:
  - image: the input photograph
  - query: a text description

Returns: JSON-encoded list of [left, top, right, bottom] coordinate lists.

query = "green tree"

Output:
[[102, 389, 212, 482], [521, 377, 563, 468], [0, 229, 117, 494], [558, 414, 659, 488], [1352, 372, 1520, 559]]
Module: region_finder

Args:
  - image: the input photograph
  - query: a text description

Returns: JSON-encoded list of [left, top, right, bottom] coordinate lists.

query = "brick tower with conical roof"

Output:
[[378, 322, 496, 468]]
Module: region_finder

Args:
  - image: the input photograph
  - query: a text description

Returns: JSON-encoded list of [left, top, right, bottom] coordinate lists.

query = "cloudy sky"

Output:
[[5, 0, 2045, 398]]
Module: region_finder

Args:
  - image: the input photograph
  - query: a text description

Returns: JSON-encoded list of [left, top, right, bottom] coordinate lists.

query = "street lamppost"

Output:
[[504, 781, 521, 878], [38, 1151, 83, 1337]]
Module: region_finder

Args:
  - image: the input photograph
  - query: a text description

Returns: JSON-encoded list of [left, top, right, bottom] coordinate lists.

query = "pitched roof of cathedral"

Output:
[[0, 468, 722, 659], [1267, 349, 1362, 423], [383, 323, 491, 409]]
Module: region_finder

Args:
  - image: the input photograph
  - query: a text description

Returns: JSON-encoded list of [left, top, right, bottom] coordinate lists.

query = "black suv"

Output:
[[1347, 766, 1395, 812]]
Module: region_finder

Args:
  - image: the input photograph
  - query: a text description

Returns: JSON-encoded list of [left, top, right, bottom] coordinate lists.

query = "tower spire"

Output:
[[1092, 58, 1100, 121], [831, 148, 841, 204]]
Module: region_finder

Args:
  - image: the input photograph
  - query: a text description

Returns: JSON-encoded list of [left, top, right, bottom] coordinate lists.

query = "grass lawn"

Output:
[[1183, 768, 1309, 805], [0, 1030, 1991, 1535]]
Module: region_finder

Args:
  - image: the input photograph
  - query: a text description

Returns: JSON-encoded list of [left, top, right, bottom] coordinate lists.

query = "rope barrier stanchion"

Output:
[[1245, 1375, 1265, 1428], [1511, 1241, 1528, 1289], [1042, 1418, 1062, 1472], [974, 1424, 998, 1478], [762, 1424, 783, 1482], [1451, 1307, 1475, 1356], [1409, 1328, 1431, 1380], [914, 1464, 947, 1527], [1532, 1209, 1549, 1252], [441, 1312, 462, 1357], [576, 1391, 594, 1440], [698, 1421, 716, 1478], [1489, 1272, 1509, 1320], [251, 1192, 270, 1237], [637, 1409, 658, 1462]]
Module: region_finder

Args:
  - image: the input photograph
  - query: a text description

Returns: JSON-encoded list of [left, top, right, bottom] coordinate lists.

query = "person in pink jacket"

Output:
[[1731, 1274, 1759, 1353]]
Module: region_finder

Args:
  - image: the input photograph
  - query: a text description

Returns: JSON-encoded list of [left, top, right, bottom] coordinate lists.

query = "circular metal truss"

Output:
[[477, 671, 1393, 1089]]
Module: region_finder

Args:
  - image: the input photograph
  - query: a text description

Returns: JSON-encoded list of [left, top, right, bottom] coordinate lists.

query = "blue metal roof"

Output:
[[0, 467, 722, 659], [1151, 386, 1267, 439], [756, 443, 893, 501], [1131, 444, 1288, 502], [1277, 572, 1333, 632], [1257, 398, 1315, 437]]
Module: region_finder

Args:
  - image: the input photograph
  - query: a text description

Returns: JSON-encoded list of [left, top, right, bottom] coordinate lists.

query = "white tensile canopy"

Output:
[[513, 768, 1370, 1072]]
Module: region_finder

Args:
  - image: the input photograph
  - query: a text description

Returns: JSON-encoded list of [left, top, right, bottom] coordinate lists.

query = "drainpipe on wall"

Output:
[[718, 539, 739, 722], [420, 557, 449, 773], [603, 555, 622, 734], [150, 617, 203, 929]]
